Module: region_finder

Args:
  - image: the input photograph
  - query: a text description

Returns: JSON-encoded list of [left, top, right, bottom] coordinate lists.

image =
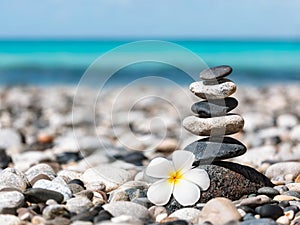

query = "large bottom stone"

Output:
[[165, 161, 273, 213]]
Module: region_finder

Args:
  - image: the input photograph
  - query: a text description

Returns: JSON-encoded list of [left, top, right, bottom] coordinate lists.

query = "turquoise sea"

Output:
[[0, 40, 300, 86]]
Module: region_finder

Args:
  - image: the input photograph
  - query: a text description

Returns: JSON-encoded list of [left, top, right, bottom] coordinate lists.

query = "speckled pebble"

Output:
[[0, 191, 24, 214], [169, 208, 201, 224], [66, 197, 93, 214]]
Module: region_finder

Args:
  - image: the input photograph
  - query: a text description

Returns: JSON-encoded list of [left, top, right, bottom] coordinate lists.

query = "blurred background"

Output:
[[1, 0, 300, 86]]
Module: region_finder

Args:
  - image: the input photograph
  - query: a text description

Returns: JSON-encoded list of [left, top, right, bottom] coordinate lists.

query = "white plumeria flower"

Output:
[[146, 150, 210, 206]]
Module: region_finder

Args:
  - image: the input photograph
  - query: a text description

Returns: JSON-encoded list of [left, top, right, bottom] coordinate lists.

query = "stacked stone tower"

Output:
[[183, 65, 247, 165]]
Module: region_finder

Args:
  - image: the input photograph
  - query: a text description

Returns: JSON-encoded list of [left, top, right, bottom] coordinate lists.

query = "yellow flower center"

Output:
[[168, 170, 183, 184]]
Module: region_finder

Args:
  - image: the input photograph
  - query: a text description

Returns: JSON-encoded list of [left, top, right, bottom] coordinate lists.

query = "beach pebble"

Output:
[[286, 183, 300, 193], [285, 190, 300, 198], [265, 162, 300, 180], [184, 136, 246, 164], [169, 208, 201, 224], [256, 204, 283, 219], [198, 197, 241, 225], [103, 201, 151, 219], [81, 165, 134, 192], [183, 114, 244, 136], [42, 204, 70, 220], [190, 78, 236, 99], [33, 177, 72, 201], [0, 191, 24, 214], [284, 210, 295, 220], [200, 65, 232, 80], [66, 197, 93, 214], [25, 163, 56, 182], [276, 215, 290, 225], [191, 97, 238, 117], [274, 195, 299, 201], [0, 168, 28, 191], [24, 188, 64, 203], [0, 215, 22, 225], [257, 187, 280, 197], [240, 195, 270, 206]]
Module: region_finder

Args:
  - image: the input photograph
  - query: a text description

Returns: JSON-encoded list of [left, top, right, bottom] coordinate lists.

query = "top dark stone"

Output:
[[200, 65, 232, 80]]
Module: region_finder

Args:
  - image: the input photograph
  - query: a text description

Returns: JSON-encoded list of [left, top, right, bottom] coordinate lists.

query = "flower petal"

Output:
[[147, 179, 173, 206], [146, 157, 174, 178], [172, 150, 195, 173], [183, 168, 210, 191], [173, 179, 200, 206]]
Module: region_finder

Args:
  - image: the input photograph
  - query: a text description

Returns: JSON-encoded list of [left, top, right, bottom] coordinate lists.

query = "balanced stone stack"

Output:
[[183, 65, 246, 165], [165, 65, 273, 212]]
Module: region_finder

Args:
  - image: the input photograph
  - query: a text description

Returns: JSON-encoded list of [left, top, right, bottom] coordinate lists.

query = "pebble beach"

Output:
[[1, 81, 300, 225]]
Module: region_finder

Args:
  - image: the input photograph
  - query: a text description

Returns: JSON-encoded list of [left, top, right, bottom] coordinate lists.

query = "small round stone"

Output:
[[256, 204, 283, 220], [191, 97, 238, 117], [169, 208, 201, 224], [24, 188, 64, 204], [200, 65, 233, 80], [66, 197, 93, 214], [183, 114, 244, 136], [189, 78, 236, 99], [257, 187, 280, 197], [198, 198, 241, 225]]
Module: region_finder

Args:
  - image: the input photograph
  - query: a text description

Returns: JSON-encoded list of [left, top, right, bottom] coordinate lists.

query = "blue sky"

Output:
[[1, 0, 300, 39]]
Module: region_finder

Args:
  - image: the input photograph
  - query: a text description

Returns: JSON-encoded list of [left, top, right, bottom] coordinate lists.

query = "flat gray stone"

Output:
[[184, 137, 247, 164], [200, 65, 232, 80], [189, 78, 236, 99], [183, 114, 244, 136]]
